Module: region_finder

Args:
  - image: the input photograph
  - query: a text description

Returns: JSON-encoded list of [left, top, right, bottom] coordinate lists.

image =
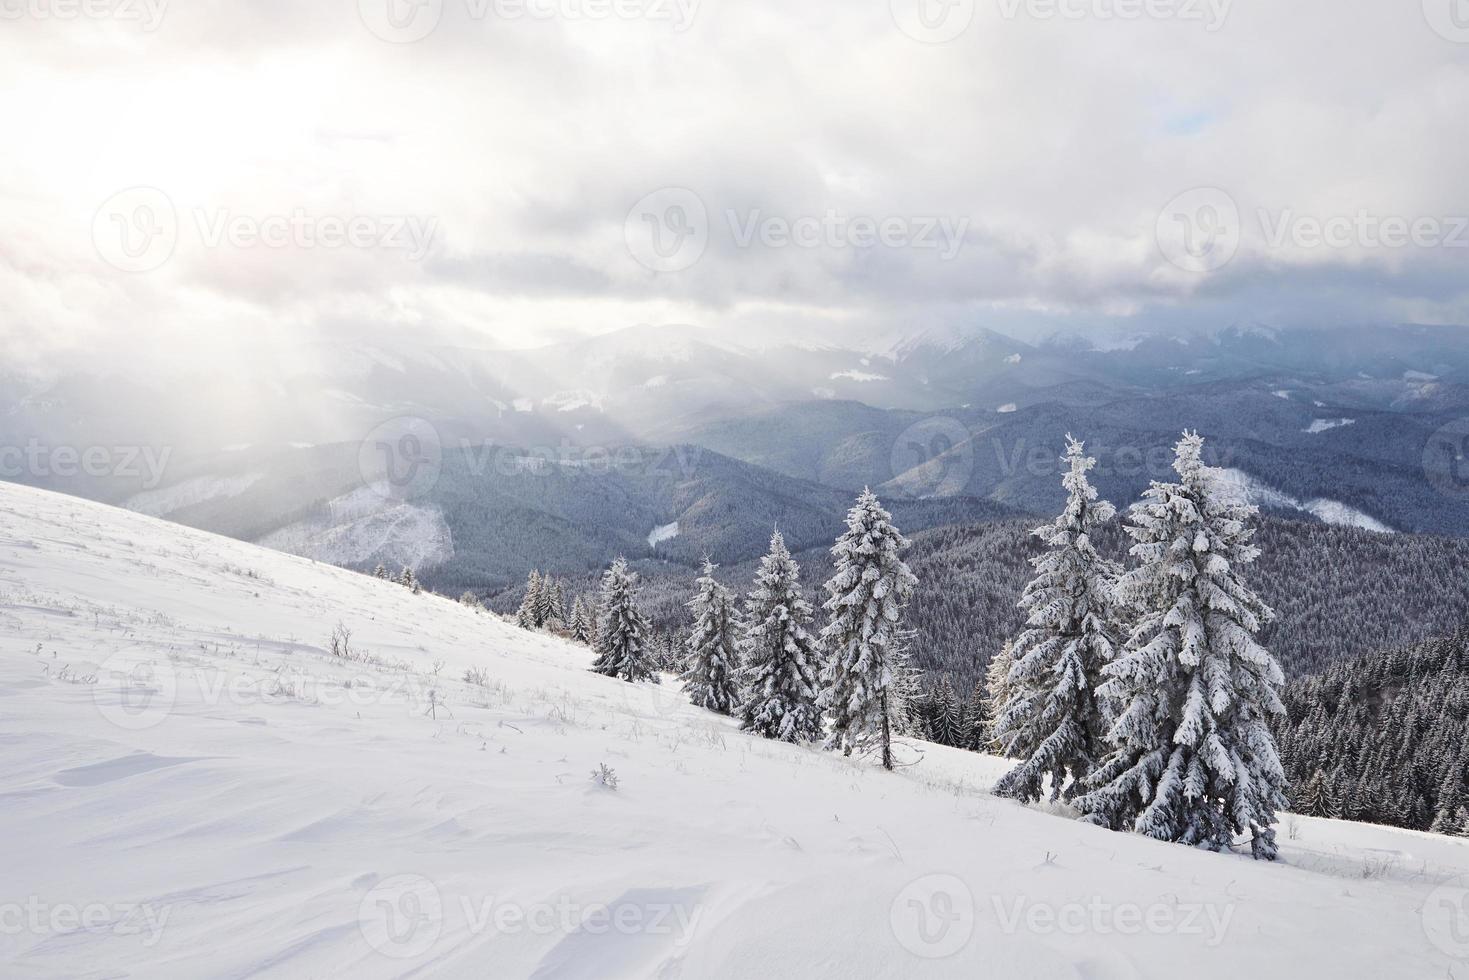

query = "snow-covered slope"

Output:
[[1, 482, 1464, 979]]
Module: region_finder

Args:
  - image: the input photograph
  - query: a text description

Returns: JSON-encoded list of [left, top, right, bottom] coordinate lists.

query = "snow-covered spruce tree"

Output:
[[536, 575, 564, 630], [516, 570, 542, 630], [739, 531, 824, 743], [1076, 432, 1290, 860], [983, 642, 1016, 752], [816, 490, 918, 769], [373, 563, 388, 580], [399, 566, 420, 594], [681, 560, 742, 715], [959, 680, 989, 753], [992, 437, 1121, 803], [590, 558, 656, 683], [929, 677, 963, 746], [569, 596, 592, 644]]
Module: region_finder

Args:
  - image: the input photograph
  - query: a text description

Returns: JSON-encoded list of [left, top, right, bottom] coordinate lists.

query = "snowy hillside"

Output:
[[2, 481, 1467, 979]]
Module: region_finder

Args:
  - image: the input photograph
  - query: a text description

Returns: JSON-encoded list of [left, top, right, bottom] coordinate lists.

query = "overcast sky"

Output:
[[3, 0, 1468, 375]]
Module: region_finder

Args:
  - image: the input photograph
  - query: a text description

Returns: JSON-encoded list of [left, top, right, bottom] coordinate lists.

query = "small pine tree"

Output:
[[373, 563, 388, 579], [399, 566, 419, 593], [817, 490, 918, 770], [739, 531, 823, 743], [992, 437, 1121, 803], [590, 559, 656, 683], [681, 560, 741, 715], [1076, 432, 1289, 860]]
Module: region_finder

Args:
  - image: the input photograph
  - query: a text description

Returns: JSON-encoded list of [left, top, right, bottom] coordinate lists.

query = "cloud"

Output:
[[1, 0, 1467, 374]]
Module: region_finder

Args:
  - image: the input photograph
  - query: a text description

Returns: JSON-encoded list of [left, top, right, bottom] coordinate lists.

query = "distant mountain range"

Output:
[[5, 320, 1469, 680]]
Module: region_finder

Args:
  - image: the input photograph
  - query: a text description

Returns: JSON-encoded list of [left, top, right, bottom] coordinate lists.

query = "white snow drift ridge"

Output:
[[1214, 467, 1393, 533], [0, 480, 1463, 978]]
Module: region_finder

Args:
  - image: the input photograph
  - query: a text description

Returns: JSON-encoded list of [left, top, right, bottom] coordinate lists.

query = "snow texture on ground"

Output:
[[0, 481, 1464, 978]]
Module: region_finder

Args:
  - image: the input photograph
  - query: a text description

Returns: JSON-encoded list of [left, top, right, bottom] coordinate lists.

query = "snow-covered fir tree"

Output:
[[373, 563, 388, 579], [983, 642, 1016, 752], [681, 560, 741, 715], [927, 677, 963, 746], [569, 596, 592, 644], [517, 570, 542, 630], [739, 530, 824, 743], [399, 566, 419, 594], [816, 490, 917, 769], [590, 558, 656, 683], [992, 437, 1121, 803], [959, 680, 989, 752], [1076, 432, 1290, 860], [536, 575, 564, 630]]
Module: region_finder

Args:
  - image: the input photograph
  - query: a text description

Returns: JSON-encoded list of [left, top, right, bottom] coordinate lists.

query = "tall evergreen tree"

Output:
[[817, 490, 918, 769], [983, 642, 1016, 752], [517, 570, 543, 630], [927, 677, 963, 746], [569, 596, 592, 644], [959, 680, 990, 753], [536, 575, 564, 629], [739, 531, 824, 743], [681, 560, 742, 715], [590, 559, 656, 683], [992, 437, 1121, 803], [1077, 432, 1290, 860]]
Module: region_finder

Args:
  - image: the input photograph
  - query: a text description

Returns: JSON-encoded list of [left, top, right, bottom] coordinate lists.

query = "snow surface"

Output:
[[997, 403, 1018, 414], [0, 482, 1463, 978], [647, 521, 680, 548], [1214, 468, 1393, 533]]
